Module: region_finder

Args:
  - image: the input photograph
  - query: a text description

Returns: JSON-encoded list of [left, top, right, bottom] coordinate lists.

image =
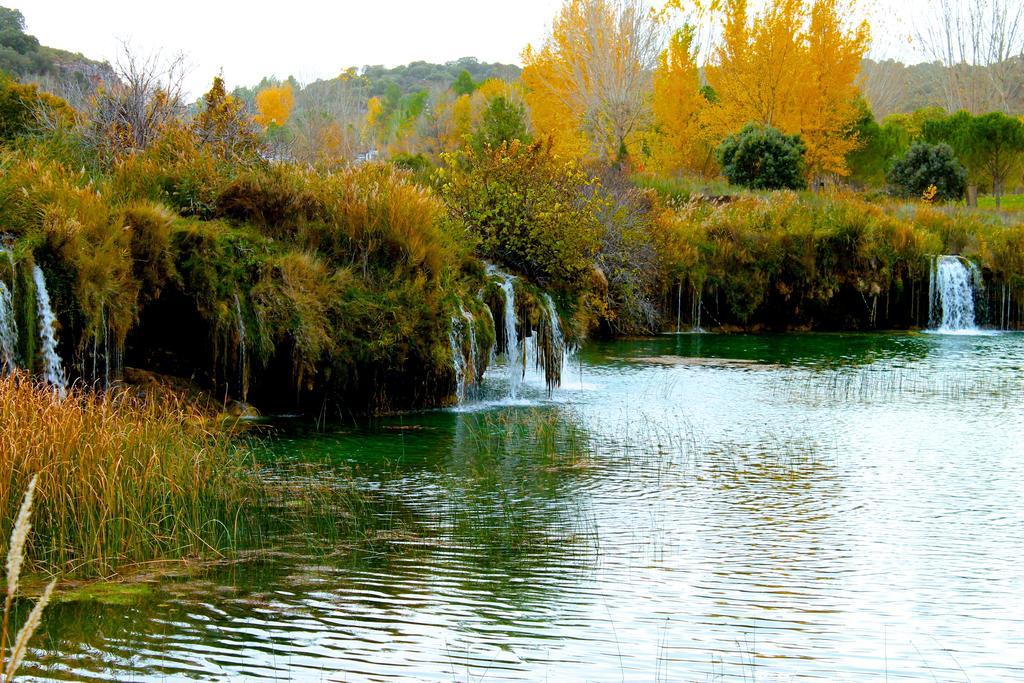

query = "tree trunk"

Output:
[[967, 185, 979, 208]]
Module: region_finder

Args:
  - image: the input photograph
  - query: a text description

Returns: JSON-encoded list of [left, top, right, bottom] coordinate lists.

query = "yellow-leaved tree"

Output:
[[254, 84, 294, 128], [650, 25, 714, 175], [522, 0, 663, 165], [699, 0, 870, 180]]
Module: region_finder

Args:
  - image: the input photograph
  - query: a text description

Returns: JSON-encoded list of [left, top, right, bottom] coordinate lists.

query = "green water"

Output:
[[21, 333, 1024, 681]]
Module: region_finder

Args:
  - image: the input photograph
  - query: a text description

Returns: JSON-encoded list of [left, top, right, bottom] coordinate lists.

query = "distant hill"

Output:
[[359, 57, 520, 98], [0, 6, 115, 96], [232, 57, 521, 109], [859, 57, 1024, 119]]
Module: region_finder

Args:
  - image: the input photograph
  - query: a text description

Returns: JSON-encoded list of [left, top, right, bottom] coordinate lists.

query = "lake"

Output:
[[24, 332, 1024, 681]]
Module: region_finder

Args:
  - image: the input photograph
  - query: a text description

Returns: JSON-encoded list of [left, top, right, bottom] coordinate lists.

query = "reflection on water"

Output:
[[21, 332, 1024, 681]]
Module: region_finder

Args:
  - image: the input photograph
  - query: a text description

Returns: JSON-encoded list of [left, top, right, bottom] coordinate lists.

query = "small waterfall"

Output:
[[448, 315, 467, 403], [691, 286, 703, 332], [537, 292, 574, 393], [33, 265, 67, 395], [482, 302, 496, 368], [234, 290, 249, 401], [461, 306, 477, 383], [448, 305, 479, 403], [928, 255, 981, 332], [488, 266, 522, 399], [0, 282, 18, 374]]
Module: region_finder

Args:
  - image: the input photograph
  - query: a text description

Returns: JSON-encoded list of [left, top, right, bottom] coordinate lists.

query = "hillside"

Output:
[[860, 57, 1024, 118], [0, 6, 115, 90]]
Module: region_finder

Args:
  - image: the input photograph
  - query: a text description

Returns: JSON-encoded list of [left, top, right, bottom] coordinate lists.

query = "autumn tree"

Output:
[[700, 0, 870, 181], [522, 0, 663, 165], [255, 83, 294, 128], [193, 75, 261, 159], [650, 25, 713, 175]]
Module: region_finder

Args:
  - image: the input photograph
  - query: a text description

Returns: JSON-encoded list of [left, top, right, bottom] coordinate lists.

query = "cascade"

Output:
[[487, 265, 522, 399], [0, 282, 17, 374], [461, 306, 477, 383], [481, 302, 496, 368], [691, 287, 703, 332], [234, 291, 249, 400], [928, 255, 982, 332], [448, 314, 467, 403], [33, 265, 67, 395], [448, 305, 480, 403], [538, 292, 571, 393]]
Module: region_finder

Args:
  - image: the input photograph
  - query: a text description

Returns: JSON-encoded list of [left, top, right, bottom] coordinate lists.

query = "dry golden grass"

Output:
[[0, 374, 259, 579]]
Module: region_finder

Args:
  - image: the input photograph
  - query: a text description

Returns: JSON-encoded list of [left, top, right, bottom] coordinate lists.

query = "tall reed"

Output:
[[1, 475, 56, 682], [0, 374, 260, 578]]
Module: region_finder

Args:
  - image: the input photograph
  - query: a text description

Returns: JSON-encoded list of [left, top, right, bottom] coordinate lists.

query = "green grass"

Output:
[[978, 193, 1024, 212]]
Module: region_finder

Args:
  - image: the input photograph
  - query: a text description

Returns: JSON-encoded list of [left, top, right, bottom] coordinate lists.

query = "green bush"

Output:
[[886, 142, 966, 201], [716, 123, 806, 190], [439, 140, 602, 294]]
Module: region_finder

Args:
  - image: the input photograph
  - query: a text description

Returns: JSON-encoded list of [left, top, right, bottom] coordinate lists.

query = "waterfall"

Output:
[[461, 306, 477, 383], [448, 314, 467, 403], [691, 286, 703, 332], [234, 290, 249, 401], [0, 282, 17, 374], [33, 265, 67, 395], [448, 305, 480, 403], [487, 265, 522, 399], [928, 255, 981, 332], [542, 294, 565, 358]]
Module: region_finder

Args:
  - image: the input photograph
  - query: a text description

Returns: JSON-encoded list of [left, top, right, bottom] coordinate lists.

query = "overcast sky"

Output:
[[20, 0, 927, 98]]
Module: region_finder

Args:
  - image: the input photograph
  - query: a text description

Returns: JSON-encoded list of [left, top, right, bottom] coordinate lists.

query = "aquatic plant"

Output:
[[0, 374, 260, 578]]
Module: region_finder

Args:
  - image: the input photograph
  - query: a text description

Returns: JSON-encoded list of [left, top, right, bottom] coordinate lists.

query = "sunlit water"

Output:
[[22, 333, 1024, 681]]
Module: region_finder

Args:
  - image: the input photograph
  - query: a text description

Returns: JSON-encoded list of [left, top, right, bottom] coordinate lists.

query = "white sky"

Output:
[[20, 0, 928, 98]]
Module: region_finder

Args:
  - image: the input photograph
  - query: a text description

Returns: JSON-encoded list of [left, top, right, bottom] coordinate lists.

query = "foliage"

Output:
[[452, 69, 478, 96], [717, 123, 807, 190], [469, 94, 530, 153], [255, 84, 294, 128], [522, 0, 661, 164], [887, 142, 967, 201], [701, 0, 870, 179], [924, 110, 1024, 205], [649, 25, 714, 177], [193, 76, 262, 160], [0, 72, 75, 142], [845, 98, 907, 187], [440, 140, 602, 294]]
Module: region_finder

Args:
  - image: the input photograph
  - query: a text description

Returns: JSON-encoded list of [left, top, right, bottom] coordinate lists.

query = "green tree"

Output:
[[470, 95, 529, 153], [886, 142, 966, 201], [716, 124, 806, 190], [846, 98, 907, 187], [452, 69, 477, 96], [923, 110, 1024, 206], [963, 112, 1024, 207]]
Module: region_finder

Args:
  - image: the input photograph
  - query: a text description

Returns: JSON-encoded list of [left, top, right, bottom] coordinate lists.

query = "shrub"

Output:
[[887, 142, 967, 201], [0, 73, 75, 143], [716, 123, 806, 190], [439, 139, 602, 294]]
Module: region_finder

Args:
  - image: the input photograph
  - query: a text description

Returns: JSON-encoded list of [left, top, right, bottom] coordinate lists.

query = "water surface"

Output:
[[24, 332, 1024, 681]]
